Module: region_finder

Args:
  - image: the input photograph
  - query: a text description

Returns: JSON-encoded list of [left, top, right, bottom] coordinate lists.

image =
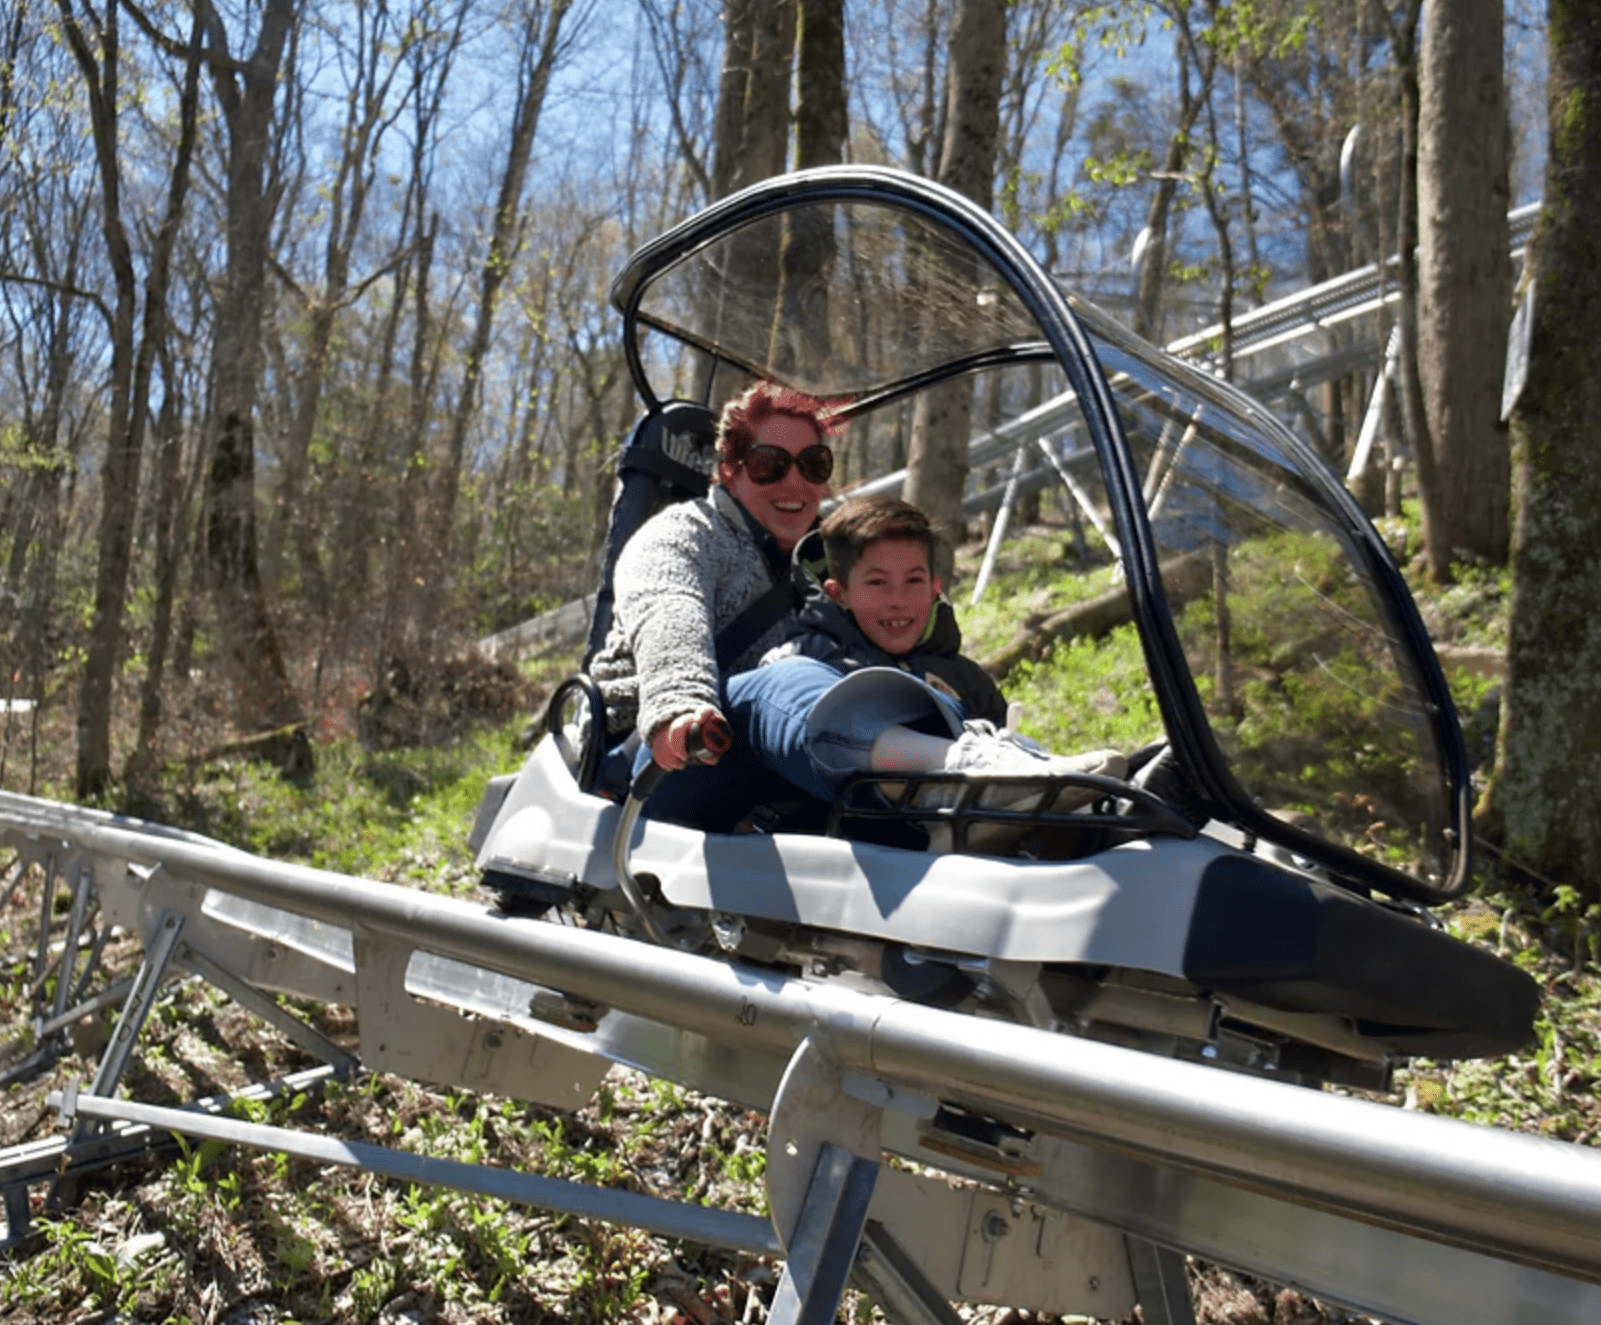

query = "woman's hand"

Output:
[[650, 706, 725, 770]]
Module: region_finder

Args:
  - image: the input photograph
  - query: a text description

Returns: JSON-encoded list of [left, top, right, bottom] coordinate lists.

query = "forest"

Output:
[[10, 6, 1601, 1323], [2, 0, 1596, 891]]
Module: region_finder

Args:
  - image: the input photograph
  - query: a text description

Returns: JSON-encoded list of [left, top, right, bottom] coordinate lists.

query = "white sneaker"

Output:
[[933, 724, 1127, 812]]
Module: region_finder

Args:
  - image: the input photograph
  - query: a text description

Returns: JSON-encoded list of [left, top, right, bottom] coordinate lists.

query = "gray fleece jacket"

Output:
[[590, 484, 798, 739]]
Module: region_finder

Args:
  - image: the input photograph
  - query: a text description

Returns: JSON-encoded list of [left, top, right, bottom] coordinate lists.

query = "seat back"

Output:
[[583, 400, 720, 667]]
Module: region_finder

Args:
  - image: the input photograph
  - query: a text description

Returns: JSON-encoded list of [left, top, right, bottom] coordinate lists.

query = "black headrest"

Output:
[[617, 400, 718, 497]]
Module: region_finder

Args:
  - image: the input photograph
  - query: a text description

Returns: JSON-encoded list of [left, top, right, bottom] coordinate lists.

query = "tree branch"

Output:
[[120, 0, 246, 75], [266, 242, 414, 315], [0, 269, 113, 331], [191, 0, 241, 121], [340, 245, 416, 310], [265, 252, 307, 305]]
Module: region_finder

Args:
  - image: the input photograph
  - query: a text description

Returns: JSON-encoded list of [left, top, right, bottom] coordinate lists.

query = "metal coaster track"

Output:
[[2, 789, 1599, 1325]]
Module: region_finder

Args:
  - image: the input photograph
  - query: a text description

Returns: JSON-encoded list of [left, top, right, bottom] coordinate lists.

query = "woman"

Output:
[[588, 380, 838, 827]]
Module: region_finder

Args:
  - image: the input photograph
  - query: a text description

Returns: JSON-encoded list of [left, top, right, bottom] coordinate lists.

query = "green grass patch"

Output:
[[116, 717, 531, 891], [1396, 891, 1601, 1145], [1005, 623, 1163, 753], [955, 529, 1124, 658]]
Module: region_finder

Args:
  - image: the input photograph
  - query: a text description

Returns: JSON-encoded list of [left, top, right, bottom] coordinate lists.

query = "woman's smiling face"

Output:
[[825, 536, 941, 656], [721, 414, 830, 552]]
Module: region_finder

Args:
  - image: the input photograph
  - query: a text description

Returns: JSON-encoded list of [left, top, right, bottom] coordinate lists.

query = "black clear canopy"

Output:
[[611, 168, 1469, 904]]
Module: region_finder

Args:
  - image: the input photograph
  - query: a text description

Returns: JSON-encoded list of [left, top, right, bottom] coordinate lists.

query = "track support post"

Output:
[[74, 909, 186, 1138], [769, 1142, 880, 1325], [1127, 1236, 1198, 1325], [853, 1220, 966, 1325]]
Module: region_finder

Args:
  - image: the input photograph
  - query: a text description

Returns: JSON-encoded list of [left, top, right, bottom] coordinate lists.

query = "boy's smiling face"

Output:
[[824, 536, 942, 656]]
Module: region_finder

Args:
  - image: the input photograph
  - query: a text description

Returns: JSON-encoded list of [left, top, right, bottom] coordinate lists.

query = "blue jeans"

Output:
[[613, 658, 966, 831]]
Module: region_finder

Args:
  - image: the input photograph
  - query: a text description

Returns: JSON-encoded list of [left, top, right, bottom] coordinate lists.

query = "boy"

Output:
[[757, 495, 1125, 797], [772, 496, 1008, 726]]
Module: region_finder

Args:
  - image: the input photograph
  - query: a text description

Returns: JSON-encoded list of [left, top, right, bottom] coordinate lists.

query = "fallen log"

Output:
[[198, 722, 314, 776], [980, 552, 1212, 682], [1434, 644, 1506, 678]]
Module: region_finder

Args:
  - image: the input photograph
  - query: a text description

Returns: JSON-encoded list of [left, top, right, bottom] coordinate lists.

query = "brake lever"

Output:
[[613, 713, 733, 946], [627, 713, 731, 800]]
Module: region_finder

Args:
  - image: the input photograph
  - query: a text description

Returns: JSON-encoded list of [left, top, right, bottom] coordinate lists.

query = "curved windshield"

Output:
[[629, 200, 1043, 402], [1074, 300, 1457, 890], [615, 177, 1463, 899]]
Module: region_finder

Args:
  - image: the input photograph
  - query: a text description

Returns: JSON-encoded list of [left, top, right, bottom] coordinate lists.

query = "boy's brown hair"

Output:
[[818, 496, 937, 586]]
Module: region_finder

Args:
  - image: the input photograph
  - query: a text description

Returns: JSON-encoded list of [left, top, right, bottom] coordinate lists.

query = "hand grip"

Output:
[[613, 712, 735, 948], [627, 713, 733, 804], [685, 712, 732, 764]]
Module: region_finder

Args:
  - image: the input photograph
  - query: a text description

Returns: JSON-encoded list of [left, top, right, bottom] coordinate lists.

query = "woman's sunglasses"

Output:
[[741, 442, 834, 486]]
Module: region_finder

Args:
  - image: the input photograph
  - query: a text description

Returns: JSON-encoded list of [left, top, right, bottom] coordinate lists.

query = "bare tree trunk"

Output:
[[198, 0, 309, 765], [125, 20, 204, 784], [265, 3, 415, 608], [904, 0, 1005, 583], [58, 0, 137, 798], [339, 242, 411, 612], [710, 0, 757, 200], [1354, 25, 1396, 518], [61, 0, 201, 795], [169, 407, 212, 689], [702, 0, 795, 399], [769, 0, 844, 376], [794, 0, 845, 170], [1178, 7, 1227, 373], [366, 11, 463, 667], [1132, 31, 1212, 344], [1494, 1, 1601, 903], [1416, 0, 1512, 579], [127, 351, 196, 785], [425, 0, 575, 645], [1015, 82, 1078, 528], [384, 210, 439, 668], [0, 223, 78, 792], [1233, 47, 1263, 298], [3, 195, 84, 625], [887, 0, 947, 179], [935, 0, 1004, 208], [728, 0, 796, 193], [1382, 5, 1446, 583], [709, 0, 797, 200]]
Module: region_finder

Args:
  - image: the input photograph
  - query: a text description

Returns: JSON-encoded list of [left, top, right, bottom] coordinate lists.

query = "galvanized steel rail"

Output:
[[4, 789, 1599, 1285]]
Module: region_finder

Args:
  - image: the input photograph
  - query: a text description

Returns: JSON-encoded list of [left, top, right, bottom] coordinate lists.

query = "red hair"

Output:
[[716, 381, 845, 468]]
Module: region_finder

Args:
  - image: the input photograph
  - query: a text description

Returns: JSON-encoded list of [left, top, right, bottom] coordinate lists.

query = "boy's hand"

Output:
[[651, 707, 728, 770]]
